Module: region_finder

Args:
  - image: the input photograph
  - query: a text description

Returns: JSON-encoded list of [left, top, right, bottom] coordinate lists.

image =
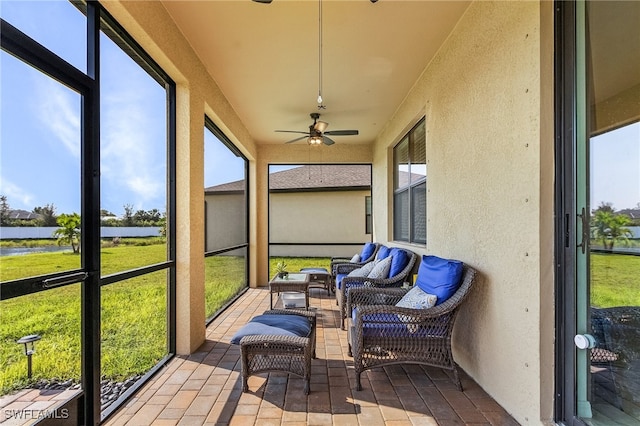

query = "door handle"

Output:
[[43, 272, 88, 288], [576, 207, 589, 254], [574, 334, 596, 350]]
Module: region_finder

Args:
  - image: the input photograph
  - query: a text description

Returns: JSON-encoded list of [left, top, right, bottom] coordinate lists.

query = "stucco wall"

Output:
[[205, 194, 246, 252], [372, 1, 555, 424], [269, 190, 371, 257]]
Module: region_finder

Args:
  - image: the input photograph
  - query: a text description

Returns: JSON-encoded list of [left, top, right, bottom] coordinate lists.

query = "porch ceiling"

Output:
[[161, 1, 470, 146]]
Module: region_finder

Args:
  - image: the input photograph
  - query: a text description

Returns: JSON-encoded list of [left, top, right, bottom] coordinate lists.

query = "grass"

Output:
[[268, 256, 329, 278], [590, 253, 640, 307]]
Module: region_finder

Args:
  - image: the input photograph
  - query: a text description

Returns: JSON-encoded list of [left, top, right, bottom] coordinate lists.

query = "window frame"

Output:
[[392, 117, 427, 245], [365, 195, 373, 235]]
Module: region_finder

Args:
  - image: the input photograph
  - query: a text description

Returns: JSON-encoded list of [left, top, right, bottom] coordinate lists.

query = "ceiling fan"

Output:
[[276, 113, 359, 146]]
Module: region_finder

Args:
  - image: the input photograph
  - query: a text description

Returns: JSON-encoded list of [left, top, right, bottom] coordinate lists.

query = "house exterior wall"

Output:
[[269, 190, 371, 257], [372, 1, 555, 424], [205, 193, 246, 252]]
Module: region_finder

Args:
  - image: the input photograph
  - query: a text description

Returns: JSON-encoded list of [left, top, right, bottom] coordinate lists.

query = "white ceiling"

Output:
[[161, 0, 470, 146]]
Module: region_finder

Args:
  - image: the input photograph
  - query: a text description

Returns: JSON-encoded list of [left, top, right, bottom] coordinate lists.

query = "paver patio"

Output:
[[105, 286, 518, 425]]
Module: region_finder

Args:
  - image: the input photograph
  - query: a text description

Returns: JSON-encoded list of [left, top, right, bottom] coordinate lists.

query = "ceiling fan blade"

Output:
[[285, 136, 309, 144], [275, 130, 310, 135], [322, 136, 336, 146], [324, 130, 359, 136]]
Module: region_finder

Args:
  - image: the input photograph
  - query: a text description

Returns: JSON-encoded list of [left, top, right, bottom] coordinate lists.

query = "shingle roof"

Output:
[[205, 165, 371, 194], [6, 209, 43, 220]]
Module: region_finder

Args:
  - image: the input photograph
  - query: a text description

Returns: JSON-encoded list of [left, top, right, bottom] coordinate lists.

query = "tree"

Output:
[[33, 204, 57, 226], [100, 209, 116, 217], [0, 195, 10, 226], [122, 204, 135, 226], [53, 213, 81, 254], [133, 208, 162, 226], [591, 209, 632, 250]]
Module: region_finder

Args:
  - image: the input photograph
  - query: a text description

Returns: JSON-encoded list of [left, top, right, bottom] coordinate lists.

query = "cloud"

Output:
[[0, 176, 35, 209], [35, 79, 81, 157], [100, 86, 166, 208]]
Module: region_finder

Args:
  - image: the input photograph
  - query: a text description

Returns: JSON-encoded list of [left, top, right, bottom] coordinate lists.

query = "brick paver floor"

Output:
[[104, 287, 518, 425]]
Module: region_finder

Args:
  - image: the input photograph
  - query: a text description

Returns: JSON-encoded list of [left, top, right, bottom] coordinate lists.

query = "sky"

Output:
[[1, 1, 639, 217], [0, 1, 244, 217], [590, 122, 640, 211]]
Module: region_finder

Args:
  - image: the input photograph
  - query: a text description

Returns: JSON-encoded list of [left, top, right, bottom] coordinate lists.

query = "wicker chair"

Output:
[[337, 249, 417, 330], [329, 242, 380, 293], [346, 264, 477, 391]]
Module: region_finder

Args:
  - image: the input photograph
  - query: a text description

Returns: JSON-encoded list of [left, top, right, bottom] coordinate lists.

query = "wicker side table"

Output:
[[269, 273, 311, 309], [239, 309, 317, 394]]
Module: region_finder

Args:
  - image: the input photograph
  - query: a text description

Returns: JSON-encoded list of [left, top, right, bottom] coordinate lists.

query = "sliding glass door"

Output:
[[557, 1, 640, 423]]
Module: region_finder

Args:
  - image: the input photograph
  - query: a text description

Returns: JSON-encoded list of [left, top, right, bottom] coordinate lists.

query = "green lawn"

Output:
[[590, 253, 640, 307]]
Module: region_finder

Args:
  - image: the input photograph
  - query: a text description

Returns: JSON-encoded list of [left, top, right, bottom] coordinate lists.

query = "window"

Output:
[[203, 117, 248, 321], [393, 118, 426, 244], [0, 4, 176, 423]]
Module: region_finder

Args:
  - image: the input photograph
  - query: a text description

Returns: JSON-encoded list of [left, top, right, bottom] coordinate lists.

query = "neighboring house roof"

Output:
[[205, 165, 372, 195], [618, 208, 640, 219], [5, 209, 43, 220]]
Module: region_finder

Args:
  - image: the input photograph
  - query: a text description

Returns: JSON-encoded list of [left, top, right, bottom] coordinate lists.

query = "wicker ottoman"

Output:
[[231, 309, 317, 394]]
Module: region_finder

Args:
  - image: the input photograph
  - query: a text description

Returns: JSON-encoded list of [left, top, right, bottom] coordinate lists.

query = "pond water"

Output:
[[0, 246, 73, 256]]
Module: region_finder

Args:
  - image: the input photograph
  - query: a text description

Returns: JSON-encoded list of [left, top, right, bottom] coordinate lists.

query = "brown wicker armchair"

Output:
[[329, 242, 380, 292], [346, 264, 477, 391], [337, 249, 417, 330]]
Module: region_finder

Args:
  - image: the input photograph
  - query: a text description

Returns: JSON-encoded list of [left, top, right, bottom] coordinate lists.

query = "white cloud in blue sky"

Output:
[[36, 78, 81, 158]]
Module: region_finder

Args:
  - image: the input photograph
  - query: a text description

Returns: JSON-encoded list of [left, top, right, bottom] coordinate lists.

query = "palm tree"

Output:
[[591, 210, 632, 250], [53, 213, 81, 254]]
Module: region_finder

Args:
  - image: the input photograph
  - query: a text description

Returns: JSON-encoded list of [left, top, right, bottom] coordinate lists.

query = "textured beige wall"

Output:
[[372, 1, 555, 424]]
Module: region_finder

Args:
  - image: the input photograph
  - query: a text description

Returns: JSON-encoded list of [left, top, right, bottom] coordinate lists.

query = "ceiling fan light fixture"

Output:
[[308, 136, 323, 146], [314, 120, 328, 133]]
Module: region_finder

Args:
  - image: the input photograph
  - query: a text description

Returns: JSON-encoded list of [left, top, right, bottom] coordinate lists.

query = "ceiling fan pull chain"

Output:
[[317, 0, 325, 109]]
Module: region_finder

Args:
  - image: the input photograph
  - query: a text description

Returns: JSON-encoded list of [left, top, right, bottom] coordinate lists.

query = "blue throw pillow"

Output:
[[388, 248, 410, 277], [376, 245, 392, 260], [415, 255, 463, 305], [360, 242, 376, 261]]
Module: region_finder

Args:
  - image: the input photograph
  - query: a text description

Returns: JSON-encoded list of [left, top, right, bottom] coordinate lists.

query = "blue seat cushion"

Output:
[[230, 314, 312, 344], [360, 242, 377, 261], [388, 248, 410, 277], [415, 255, 463, 305], [352, 309, 446, 338], [300, 267, 329, 273]]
